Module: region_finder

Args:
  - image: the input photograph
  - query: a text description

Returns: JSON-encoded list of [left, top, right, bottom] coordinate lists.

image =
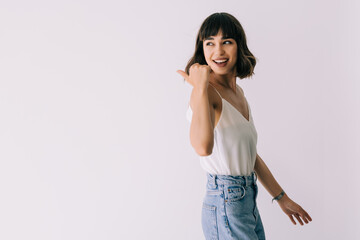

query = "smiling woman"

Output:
[[184, 12, 257, 80], [177, 12, 312, 240], [204, 34, 236, 71]]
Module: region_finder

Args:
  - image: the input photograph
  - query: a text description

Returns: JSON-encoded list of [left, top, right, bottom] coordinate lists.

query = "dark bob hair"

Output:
[[184, 12, 257, 80]]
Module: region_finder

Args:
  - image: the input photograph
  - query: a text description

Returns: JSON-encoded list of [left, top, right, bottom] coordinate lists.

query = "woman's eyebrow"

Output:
[[205, 36, 231, 40]]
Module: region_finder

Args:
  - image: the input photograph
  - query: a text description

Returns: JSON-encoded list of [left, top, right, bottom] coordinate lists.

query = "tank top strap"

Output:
[[209, 83, 223, 99]]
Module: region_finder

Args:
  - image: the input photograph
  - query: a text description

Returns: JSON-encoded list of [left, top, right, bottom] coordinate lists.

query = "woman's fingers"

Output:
[[280, 198, 312, 226], [301, 214, 309, 224], [303, 209, 312, 222], [176, 70, 188, 81], [288, 215, 296, 225], [297, 207, 312, 224], [177, 69, 195, 87], [177, 70, 195, 87], [301, 210, 309, 224], [291, 209, 312, 226], [294, 213, 304, 225]]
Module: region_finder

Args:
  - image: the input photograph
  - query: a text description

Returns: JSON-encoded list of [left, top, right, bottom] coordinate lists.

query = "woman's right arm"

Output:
[[177, 63, 215, 156], [188, 86, 215, 156]]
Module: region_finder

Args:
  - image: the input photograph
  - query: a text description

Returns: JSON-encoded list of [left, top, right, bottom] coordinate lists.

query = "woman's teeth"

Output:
[[214, 59, 228, 63]]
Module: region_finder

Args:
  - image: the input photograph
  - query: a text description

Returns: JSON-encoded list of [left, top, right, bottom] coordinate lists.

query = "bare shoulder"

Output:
[[236, 84, 244, 94]]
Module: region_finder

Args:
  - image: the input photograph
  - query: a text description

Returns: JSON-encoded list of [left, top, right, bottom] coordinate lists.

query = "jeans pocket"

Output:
[[201, 202, 218, 240], [226, 185, 246, 203]]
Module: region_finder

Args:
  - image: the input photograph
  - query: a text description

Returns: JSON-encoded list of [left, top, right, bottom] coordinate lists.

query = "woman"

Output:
[[177, 12, 312, 240]]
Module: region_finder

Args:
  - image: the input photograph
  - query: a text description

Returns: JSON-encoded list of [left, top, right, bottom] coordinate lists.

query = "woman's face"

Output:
[[203, 30, 238, 76]]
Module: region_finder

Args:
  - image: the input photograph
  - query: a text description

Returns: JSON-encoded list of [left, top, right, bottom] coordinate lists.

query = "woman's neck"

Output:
[[210, 71, 237, 93]]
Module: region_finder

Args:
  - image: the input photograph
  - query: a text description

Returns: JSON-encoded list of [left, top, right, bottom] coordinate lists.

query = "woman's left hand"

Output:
[[277, 194, 313, 226]]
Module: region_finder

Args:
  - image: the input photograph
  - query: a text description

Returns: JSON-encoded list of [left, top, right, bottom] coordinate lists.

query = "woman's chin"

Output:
[[212, 70, 233, 76]]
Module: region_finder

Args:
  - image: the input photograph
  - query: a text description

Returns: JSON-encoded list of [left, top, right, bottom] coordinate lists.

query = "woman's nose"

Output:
[[214, 45, 225, 54]]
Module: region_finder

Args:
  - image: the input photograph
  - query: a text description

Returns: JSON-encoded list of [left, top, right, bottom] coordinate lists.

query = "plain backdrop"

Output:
[[0, 0, 359, 239]]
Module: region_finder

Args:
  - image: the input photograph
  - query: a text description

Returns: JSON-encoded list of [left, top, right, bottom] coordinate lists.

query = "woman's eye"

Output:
[[206, 41, 232, 46]]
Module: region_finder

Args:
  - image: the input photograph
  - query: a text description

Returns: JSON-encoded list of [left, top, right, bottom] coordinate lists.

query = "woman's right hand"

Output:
[[176, 63, 212, 89]]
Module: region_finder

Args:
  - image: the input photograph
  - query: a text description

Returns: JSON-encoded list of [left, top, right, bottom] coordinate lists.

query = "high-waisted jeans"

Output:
[[202, 171, 266, 240]]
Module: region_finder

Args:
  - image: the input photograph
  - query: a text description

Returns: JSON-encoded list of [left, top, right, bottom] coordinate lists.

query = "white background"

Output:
[[1, 0, 359, 239]]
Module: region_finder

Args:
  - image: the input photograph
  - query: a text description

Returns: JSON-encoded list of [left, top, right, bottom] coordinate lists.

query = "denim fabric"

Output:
[[201, 172, 266, 240]]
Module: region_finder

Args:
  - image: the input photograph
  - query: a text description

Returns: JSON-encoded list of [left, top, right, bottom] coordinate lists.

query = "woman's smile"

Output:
[[213, 58, 229, 67]]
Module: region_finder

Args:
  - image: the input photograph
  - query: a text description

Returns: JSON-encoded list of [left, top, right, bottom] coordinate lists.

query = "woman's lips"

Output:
[[213, 59, 228, 67]]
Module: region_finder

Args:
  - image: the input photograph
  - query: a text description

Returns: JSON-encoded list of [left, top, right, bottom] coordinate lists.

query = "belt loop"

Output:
[[210, 173, 217, 186], [214, 174, 218, 186], [253, 171, 257, 184]]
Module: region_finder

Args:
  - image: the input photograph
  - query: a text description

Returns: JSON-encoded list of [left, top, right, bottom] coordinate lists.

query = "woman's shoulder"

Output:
[[236, 83, 244, 94]]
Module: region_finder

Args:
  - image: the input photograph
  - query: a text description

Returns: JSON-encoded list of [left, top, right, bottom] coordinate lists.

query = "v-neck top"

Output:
[[186, 83, 258, 176]]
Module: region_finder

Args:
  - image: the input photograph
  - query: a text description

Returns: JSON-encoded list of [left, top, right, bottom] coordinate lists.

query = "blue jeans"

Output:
[[202, 172, 266, 240]]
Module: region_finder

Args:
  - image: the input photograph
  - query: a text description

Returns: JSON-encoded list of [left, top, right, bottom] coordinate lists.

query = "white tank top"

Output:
[[186, 83, 258, 176]]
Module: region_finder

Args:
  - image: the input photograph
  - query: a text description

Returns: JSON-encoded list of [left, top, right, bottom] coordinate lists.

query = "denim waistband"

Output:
[[206, 171, 257, 187]]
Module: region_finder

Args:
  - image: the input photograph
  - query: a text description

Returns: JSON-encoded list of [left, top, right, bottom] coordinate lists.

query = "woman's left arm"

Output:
[[254, 153, 313, 226]]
